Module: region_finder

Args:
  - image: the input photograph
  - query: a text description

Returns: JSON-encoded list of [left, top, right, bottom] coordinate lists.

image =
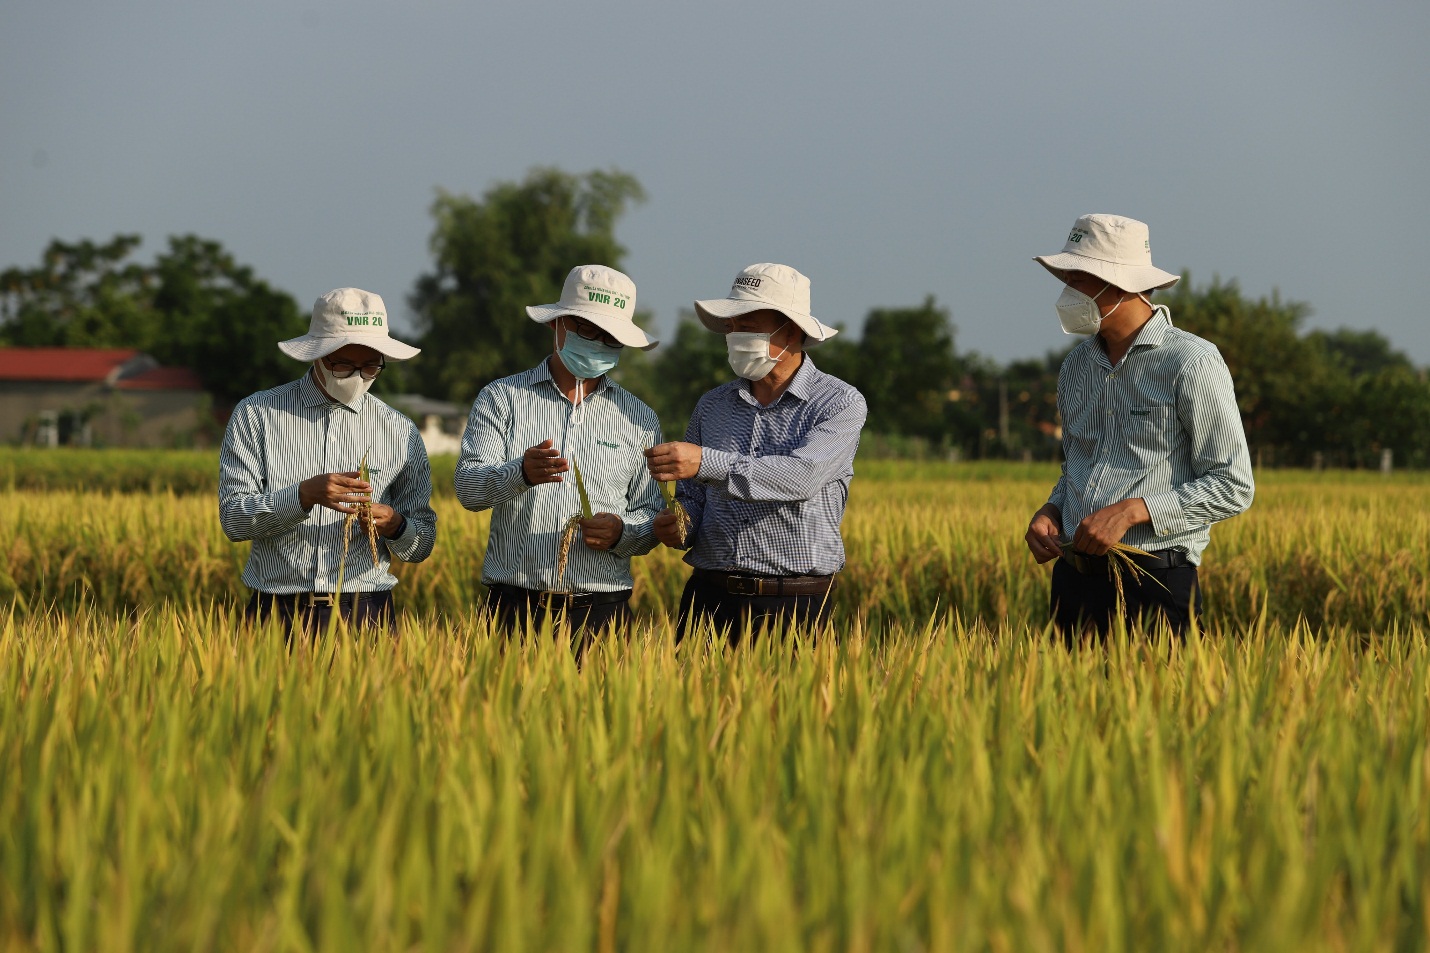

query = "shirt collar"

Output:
[[739, 354, 818, 407], [1129, 306, 1173, 350]]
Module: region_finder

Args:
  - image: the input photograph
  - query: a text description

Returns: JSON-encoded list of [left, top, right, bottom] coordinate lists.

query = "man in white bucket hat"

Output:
[[219, 287, 437, 633], [645, 263, 867, 643], [455, 264, 664, 641], [1023, 214, 1254, 641]]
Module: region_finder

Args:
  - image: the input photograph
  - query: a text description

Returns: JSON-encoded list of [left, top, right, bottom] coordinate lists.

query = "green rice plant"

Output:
[[1, 607, 1427, 951]]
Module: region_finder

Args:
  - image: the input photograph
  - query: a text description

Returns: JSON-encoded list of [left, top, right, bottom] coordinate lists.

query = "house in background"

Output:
[[387, 394, 465, 456], [0, 347, 211, 447]]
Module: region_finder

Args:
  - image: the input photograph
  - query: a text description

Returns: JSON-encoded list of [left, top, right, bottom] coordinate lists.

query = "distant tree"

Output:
[[833, 296, 960, 444], [409, 167, 647, 403], [0, 234, 307, 405], [613, 310, 729, 439], [0, 235, 158, 348], [148, 236, 308, 403], [1307, 327, 1415, 378], [1162, 274, 1428, 467]]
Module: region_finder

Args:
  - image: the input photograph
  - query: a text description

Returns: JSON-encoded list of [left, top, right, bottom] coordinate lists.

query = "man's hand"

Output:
[[523, 439, 569, 485], [578, 512, 624, 551], [653, 509, 686, 548], [299, 471, 371, 514], [1071, 498, 1153, 556], [1025, 506, 1064, 564], [359, 503, 406, 539], [644, 442, 702, 481]]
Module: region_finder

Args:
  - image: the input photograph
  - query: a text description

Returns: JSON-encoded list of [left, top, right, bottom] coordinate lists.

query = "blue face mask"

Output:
[[557, 326, 622, 379]]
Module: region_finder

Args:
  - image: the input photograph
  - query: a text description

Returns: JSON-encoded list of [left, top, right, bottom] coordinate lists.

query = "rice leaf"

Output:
[[572, 456, 594, 520]]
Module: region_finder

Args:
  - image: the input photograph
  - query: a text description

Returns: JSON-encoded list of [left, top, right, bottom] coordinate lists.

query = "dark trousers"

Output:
[[1050, 558, 1201, 643], [244, 590, 396, 636], [676, 574, 835, 645], [484, 586, 633, 641]]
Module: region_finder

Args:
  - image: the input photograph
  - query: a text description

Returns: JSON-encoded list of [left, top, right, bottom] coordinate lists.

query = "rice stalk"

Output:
[[551, 455, 596, 592], [335, 450, 377, 600], [1059, 538, 1171, 607], [660, 480, 691, 544]]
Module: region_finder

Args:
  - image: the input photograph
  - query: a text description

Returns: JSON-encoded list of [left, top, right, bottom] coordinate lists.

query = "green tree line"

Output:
[[4, 168, 1428, 466]]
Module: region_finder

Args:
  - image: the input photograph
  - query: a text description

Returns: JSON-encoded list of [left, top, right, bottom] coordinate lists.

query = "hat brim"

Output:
[[692, 298, 838, 347], [526, 304, 658, 350], [1033, 253, 1180, 293], [277, 334, 421, 362]]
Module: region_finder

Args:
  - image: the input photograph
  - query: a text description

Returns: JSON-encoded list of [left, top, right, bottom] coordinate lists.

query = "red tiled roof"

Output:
[[0, 347, 141, 382], [115, 367, 204, 391]]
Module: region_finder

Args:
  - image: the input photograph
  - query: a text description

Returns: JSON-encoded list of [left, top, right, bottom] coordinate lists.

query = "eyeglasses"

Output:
[[565, 317, 623, 349], [325, 358, 386, 380]]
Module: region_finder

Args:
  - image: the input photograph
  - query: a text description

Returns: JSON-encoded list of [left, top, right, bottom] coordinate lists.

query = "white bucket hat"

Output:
[[525, 265, 657, 350], [278, 288, 421, 362], [1034, 214, 1180, 293], [694, 263, 838, 345]]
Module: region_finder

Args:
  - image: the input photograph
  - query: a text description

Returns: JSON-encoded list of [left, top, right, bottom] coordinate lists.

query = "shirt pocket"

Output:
[[1125, 405, 1174, 464]]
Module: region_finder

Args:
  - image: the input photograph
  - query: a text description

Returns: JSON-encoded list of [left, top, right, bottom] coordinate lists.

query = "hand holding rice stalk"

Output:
[[660, 480, 691, 545], [334, 450, 380, 599], [1058, 537, 1170, 607], [556, 454, 595, 587]]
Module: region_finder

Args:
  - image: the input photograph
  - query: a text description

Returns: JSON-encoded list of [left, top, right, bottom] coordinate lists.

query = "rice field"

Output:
[[1, 455, 1428, 951]]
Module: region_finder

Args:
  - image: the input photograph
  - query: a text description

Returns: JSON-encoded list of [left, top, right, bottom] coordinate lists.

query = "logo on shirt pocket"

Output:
[[1127, 406, 1172, 461]]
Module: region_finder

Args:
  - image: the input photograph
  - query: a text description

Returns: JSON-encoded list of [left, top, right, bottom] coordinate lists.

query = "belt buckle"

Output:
[[727, 575, 761, 596], [308, 593, 336, 607]]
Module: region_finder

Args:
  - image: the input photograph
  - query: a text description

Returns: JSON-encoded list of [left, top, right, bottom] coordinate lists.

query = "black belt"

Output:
[[487, 583, 633, 608], [255, 590, 389, 609], [692, 568, 836, 597], [1062, 548, 1191, 576]]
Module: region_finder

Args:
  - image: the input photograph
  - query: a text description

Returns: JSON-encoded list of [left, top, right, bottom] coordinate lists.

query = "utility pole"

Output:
[[998, 377, 1009, 447]]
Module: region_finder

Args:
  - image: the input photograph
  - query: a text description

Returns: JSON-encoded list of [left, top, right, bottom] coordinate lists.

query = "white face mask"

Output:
[[1054, 283, 1153, 336], [314, 359, 374, 406], [726, 323, 789, 381], [1055, 283, 1108, 335]]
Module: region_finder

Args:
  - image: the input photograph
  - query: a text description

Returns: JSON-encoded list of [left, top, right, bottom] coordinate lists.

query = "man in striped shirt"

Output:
[[220, 287, 437, 632], [455, 265, 664, 638], [1024, 215, 1254, 640], [646, 263, 867, 643]]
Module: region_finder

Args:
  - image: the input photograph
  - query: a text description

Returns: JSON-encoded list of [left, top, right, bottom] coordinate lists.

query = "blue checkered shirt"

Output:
[[675, 356, 867, 576], [219, 372, 437, 593], [1047, 306, 1255, 565]]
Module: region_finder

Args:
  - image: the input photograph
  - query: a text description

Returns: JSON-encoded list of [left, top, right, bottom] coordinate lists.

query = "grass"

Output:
[[1, 455, 1428, 950], [2, 468, 1426, 631], [1, 610, 1426, 951]]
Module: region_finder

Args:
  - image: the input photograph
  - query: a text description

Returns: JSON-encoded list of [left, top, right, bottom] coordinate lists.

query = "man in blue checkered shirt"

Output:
[[645, 263, 867, 642]]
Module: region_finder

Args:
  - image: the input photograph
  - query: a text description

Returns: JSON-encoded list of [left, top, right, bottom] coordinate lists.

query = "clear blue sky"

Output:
[[3, 0, 1427, 364]]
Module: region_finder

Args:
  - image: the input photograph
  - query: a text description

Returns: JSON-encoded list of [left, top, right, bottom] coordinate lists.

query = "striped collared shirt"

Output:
[[1047, 306, 1254, 565], [676, 356, 867, 576], [219, 372, 437, 593], [454, 360, 664, 592]]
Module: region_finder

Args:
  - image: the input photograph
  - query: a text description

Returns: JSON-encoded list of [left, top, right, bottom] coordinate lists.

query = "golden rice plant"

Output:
[[660, 480, 691, 544], [334, 451, 379, 600], [557, 455, 595, 588]]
